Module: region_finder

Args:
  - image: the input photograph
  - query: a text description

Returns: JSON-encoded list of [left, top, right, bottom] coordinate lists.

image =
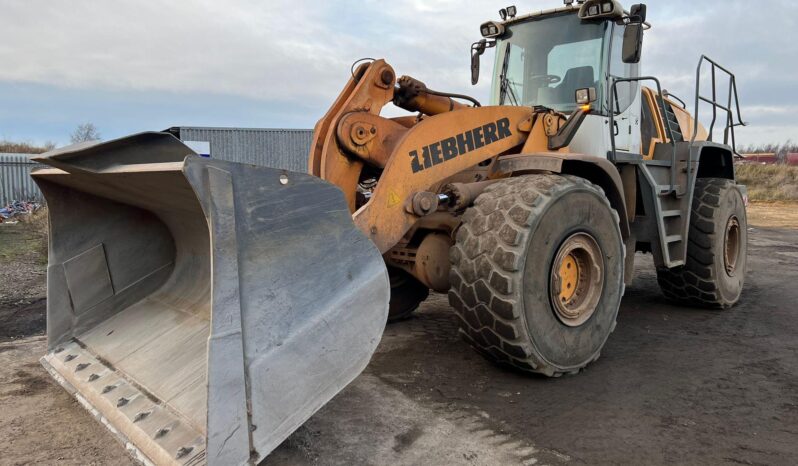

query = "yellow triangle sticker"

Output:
[[387, 191, 402, 208]]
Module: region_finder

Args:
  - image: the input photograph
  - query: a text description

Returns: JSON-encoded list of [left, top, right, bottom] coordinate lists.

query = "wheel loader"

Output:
[[31, 1, 747, 464]]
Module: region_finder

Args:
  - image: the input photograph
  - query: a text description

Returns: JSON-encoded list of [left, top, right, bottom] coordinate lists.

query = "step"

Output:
[[656, 185, 682, 194], [661, 210, 682, 218], [665, 235, 683, 243]]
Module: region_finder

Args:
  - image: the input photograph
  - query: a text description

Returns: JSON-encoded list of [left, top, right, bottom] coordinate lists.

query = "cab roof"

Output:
[[491, 4, 650, 30]]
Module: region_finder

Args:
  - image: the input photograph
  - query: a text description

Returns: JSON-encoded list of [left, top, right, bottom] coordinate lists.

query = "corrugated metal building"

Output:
[[0, 153, 46, 205], [167, 127, 313, 173], [0, 128, 314, 205], [738, 153, 778, 165]]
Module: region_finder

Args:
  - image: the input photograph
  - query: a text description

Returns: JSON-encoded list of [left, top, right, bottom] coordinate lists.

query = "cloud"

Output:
[[0, 0, 796, 145], [639, 0, 798, 143], [0, 0, 501, 101]]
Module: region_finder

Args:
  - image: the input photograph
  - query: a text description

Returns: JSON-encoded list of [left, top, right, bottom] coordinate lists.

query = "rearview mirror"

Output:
[[622, 23, 643, 63], [471, 48, 481, 85], [470, 39, 495, 85]]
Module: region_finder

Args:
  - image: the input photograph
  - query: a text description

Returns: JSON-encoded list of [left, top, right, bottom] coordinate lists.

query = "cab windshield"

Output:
[[490, 13, 608, 113]]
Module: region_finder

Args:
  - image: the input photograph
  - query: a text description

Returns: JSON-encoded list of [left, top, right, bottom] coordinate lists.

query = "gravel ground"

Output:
[[0, 217, 47, 342], [1, 209, 797, 465]]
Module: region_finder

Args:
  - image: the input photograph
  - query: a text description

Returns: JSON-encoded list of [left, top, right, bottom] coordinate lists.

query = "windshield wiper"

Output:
[[501, 77, 520, 106], [498, 44, 516, 106]]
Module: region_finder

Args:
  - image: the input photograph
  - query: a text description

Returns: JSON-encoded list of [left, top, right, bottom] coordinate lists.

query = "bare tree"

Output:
[[70, 123, 101, 144]]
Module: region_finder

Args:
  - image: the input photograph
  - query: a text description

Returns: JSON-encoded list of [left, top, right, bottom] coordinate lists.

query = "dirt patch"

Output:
[[0, 298, 47, 342], [0, 338, 135, 465], [747, 202, 798, 229], [0, 208, 796, 465], [359, 231, 798, 465], [0, 211, 48, 343], [392, 425, 425, 453], [1, 368, 51, 397]]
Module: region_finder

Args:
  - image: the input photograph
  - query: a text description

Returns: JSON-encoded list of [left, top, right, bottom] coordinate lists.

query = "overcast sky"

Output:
[[1, 0, 795, 147]]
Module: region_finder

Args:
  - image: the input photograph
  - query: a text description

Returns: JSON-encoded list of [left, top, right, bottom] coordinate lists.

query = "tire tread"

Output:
[[448, 174, 622, 376], [656, 178, 741, 309]]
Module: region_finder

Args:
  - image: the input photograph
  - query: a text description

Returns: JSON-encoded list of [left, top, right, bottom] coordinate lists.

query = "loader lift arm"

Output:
[[309, 59, 578, 253]]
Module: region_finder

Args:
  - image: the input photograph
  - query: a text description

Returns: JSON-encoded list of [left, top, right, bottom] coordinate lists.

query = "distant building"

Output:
[[0, 128, 315, 205], [738, 153, 778, 165], [166, 126, 313, 173], [0, 153, 45, 205], [787, 153, 798, 167]]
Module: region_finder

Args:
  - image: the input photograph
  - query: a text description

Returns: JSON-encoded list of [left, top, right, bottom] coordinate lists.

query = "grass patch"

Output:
[[0, 208, 48, 264], [736, 164, 798, 202]]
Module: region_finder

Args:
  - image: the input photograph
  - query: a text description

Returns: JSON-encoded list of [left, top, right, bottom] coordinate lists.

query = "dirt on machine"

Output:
[[32, 1, 748, 464]]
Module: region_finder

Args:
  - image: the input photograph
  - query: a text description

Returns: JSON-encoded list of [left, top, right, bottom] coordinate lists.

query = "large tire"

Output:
[[657, 178, 747, 308], [387, 267, 429, 322], [448, 174, 625, 376]]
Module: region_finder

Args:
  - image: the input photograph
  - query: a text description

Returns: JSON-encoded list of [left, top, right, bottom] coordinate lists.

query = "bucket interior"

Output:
[[35, 165, 211, 433]]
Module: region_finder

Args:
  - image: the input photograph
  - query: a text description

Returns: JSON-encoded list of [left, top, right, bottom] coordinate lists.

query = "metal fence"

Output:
[[0, 128, 314, 206], [168, 127, 313, 172], [0, 153, 46, 205]]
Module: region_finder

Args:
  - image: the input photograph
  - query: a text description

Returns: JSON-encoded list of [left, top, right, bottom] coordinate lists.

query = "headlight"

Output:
[[479, 21, 505, 38], [578, 0, 623, 20], [575, 87, 597, 105]]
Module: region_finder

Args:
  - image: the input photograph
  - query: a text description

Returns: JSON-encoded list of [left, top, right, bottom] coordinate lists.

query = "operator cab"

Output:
[[473, 0, 647, 154], [491, 12, 608, 113]]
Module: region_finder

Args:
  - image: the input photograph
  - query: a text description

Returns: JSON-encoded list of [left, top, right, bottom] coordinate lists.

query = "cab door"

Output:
[[607, 22, 641, 153]]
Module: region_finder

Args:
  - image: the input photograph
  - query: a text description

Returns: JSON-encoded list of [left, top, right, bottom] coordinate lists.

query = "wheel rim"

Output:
[[550, 232, 604, 327], [724, 216, 741, 276]]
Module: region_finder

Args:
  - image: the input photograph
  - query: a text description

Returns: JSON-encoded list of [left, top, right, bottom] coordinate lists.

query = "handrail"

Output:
[[663, 90, 687, 109], [691, 55, 746, 155], [610, 76, 678, 194]]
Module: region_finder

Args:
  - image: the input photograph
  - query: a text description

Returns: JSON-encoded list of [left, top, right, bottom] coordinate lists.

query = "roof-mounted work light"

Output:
[[499, 5, 517, 20]]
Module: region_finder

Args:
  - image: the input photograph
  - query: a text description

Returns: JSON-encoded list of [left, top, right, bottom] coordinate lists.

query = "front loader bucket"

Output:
[[31, 133, 389, 465]]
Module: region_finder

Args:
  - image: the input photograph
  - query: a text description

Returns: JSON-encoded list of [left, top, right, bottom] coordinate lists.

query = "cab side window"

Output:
[[608, 23, 640, 114]]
